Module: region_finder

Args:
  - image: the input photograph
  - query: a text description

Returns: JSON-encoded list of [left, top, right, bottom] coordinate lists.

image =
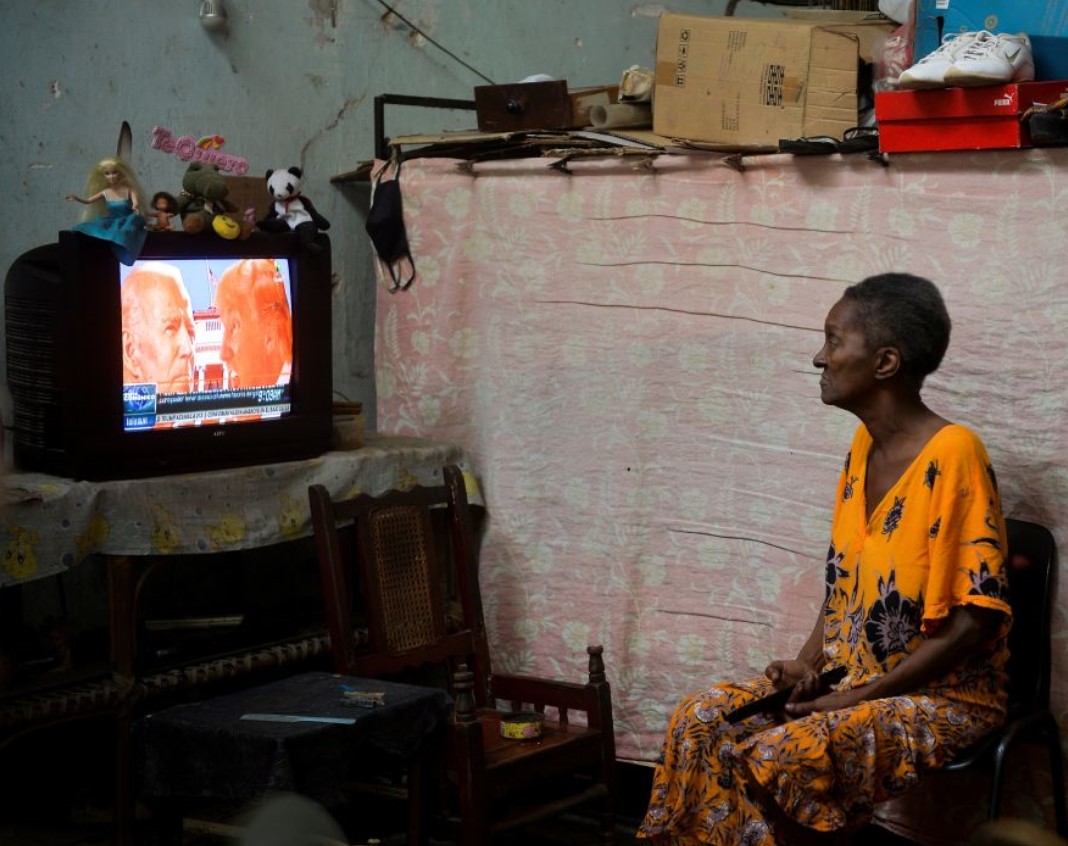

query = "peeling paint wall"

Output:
[[0, 0, 780, 436]]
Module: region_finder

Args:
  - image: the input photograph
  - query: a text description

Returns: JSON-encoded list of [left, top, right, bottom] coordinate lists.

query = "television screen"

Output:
[[5, 231, 333, 480], [119, 257, 294, 430]]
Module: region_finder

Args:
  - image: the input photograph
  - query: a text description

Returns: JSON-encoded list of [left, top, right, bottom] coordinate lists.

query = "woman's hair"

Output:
[[80, 156, 144, 221], [841, 273, 951, 383]]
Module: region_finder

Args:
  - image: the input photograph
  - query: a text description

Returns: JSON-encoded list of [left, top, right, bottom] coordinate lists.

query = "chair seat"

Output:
[[479, 709, 607, 772], [943, 708, 1061, 771]]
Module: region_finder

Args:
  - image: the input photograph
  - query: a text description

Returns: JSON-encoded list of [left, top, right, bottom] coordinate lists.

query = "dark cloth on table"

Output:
[[137, 671, 451, 804]]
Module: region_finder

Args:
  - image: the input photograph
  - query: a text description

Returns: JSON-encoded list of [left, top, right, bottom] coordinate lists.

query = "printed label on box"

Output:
[[675, 30, 690, 87], [762, 65, 786, 107], [728, 30, 748, 51], [722, 95, 740, 132]]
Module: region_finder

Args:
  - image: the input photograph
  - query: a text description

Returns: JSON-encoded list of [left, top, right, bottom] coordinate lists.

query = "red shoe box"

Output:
[[875, 80, 1068, 153]]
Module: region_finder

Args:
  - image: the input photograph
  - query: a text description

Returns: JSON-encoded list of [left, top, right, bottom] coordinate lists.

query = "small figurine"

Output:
[[148, 191, 179, 231], [65, 156, 147, 265], [257, 167, 331, 253]]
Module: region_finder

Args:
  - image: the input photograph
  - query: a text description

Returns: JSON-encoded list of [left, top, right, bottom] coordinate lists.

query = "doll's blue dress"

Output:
[[71, 198, 147, 265]]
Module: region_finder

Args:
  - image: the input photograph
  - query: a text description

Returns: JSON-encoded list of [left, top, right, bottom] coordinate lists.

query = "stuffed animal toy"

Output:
[[178, 162, 250, 238], [257, 167, 331, 252]]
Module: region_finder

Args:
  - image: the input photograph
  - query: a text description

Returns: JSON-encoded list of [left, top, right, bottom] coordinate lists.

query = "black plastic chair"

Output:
[[942, 517, 1067, 836]]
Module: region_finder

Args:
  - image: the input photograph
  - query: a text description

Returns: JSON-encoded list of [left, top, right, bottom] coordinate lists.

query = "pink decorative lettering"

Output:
[[175, 135, 196, 161], [150, 125, 250, 176]]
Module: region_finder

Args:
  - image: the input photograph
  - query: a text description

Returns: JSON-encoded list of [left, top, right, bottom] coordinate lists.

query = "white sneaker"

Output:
[[899, 30, 987, 90], [944, 32, 1035, 87]]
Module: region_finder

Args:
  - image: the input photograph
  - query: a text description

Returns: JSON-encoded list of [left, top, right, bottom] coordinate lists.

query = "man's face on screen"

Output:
[[128, 279, 195, 393]]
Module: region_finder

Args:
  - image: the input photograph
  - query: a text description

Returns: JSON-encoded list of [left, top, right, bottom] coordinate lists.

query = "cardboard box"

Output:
[[875, 80, 1068, 152], [914, 1, 1068, 82], [223, 176, 271, 221], [653, 14, 894, 146]]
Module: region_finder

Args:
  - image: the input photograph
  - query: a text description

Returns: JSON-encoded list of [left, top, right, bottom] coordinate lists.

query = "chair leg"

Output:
[[1044, 724, 1068, 838], [406, 722, 446, 846], [406, 757, 428, 846], [599, 801, 615, 846], [599, 759, 616, 845], [987, 713, 1068, 839], [988, 746, 1008, 821]]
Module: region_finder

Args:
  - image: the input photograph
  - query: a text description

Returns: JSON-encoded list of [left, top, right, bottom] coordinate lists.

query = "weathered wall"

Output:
[[0, 0, 779, 435]]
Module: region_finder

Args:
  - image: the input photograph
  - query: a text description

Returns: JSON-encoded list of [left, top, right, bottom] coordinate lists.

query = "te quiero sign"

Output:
[[150, 127, 249, 175]]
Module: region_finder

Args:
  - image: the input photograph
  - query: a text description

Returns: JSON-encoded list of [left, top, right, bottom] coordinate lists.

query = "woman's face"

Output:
[[812, 297, 876, 408]]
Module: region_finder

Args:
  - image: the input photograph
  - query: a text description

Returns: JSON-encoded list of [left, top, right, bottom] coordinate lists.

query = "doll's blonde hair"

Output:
[[80, 157, 144, 221]]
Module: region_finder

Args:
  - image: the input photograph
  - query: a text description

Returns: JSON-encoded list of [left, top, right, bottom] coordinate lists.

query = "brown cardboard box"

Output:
[[653, 14, 894, 146], [223, 175, 271, 221]]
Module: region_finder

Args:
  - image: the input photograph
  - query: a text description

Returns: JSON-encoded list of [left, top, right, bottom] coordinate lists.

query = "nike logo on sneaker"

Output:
[[1005, 47, 1021, 62]]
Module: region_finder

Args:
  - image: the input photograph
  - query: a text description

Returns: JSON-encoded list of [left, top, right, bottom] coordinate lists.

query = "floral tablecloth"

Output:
[[0, 434, 472, 587]]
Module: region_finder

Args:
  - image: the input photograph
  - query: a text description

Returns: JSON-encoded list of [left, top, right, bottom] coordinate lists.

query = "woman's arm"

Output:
[[785, 603, 1003, 716], [765, 608, 826, 692]]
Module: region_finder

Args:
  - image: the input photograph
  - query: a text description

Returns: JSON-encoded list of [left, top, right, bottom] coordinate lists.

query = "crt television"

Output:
[[5, 231, 333, 480]]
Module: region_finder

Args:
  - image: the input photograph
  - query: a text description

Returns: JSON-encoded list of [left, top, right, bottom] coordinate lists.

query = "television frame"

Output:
[[5, 230, 333, 480]]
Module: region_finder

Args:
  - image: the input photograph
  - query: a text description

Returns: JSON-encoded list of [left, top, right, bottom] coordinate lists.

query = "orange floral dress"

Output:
[[638, 424, 1011, 846]]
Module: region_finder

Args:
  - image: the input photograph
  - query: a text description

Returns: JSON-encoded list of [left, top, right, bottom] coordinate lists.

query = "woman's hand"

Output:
[[784, 684, 868, 717], [764, 659, 818, 691]]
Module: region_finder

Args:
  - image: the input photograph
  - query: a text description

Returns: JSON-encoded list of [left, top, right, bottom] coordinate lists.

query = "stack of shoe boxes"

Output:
[[876, 80, 1068, 153], [876, 1, 1068, 153]]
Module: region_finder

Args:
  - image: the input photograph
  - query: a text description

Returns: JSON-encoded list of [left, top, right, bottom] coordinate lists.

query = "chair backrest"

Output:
[[308, 465, 492, 703], [1002, 517, 1057, 715]]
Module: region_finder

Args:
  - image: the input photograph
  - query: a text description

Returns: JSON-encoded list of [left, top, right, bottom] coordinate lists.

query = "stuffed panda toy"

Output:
[[257, 167, 331, 253]]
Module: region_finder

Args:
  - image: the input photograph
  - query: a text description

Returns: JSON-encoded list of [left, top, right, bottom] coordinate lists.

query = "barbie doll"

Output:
[[65, 157, 147, 265]]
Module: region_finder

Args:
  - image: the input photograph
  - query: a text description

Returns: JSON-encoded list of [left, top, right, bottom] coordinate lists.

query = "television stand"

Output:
[[0, 434, 473, 845]]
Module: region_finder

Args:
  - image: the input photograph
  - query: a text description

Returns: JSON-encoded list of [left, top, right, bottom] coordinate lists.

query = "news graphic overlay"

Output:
[[120, 257, 294, 431]]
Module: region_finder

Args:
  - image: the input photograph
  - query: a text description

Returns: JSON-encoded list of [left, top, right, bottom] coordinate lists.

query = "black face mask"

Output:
[[365, 161, 416, 292]]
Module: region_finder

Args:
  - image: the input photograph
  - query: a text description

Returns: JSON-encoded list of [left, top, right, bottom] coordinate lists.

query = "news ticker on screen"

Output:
[[123, 383, 291, 430]]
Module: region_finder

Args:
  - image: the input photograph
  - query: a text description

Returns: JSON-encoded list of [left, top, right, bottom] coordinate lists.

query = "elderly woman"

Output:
[[638, 273, 1011, 846]]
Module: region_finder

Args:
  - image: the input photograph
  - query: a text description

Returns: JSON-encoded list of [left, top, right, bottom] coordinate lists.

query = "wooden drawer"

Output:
[[475, 81, 617, 132]]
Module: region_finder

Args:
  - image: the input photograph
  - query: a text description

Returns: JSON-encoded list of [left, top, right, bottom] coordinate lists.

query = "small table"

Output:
[[138, 671, 452, 843]]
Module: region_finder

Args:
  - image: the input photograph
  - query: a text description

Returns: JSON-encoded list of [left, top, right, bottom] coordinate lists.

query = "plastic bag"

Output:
[[874, 22, 915, 92]]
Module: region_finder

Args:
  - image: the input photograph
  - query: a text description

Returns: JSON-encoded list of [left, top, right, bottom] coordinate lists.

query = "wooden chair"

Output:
[[941, 517, 1067, 836], [308, 465, 617, 846]]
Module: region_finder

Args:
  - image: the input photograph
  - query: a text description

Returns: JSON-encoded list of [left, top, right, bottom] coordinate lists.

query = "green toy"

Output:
[[177, 162, 247, 238]]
